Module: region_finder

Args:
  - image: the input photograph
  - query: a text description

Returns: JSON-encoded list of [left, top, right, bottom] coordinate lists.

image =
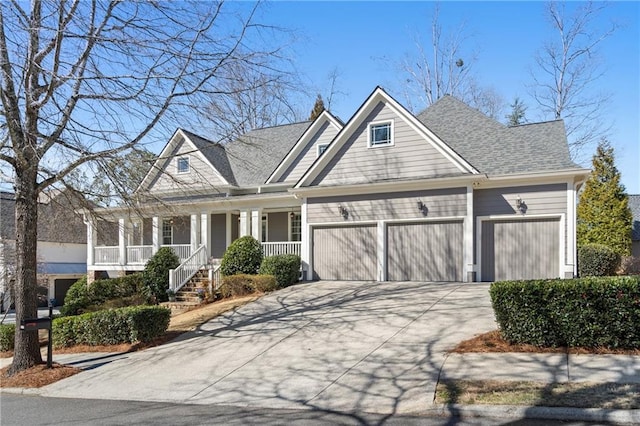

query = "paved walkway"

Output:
[[2, 280, 639, 422]]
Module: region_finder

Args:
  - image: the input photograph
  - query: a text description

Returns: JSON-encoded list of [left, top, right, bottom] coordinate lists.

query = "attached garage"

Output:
[[312, 224, 377, 280], [480, 218, 561, 282], [387, 221, 464, 281]]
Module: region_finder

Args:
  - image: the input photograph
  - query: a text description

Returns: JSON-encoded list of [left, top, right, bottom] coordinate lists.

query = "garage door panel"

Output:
[[313, 225, 377, 281], [387, 221, 463, 282], [482, 219, 559, 282]]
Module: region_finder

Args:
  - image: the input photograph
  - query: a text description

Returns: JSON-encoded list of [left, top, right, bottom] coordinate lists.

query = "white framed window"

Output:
[[176, 156, 190, 174], [317, 143, 329, 157], [290, 213, 301, 242], [367, 120, 394, 148], [162, 219, 173, 245]]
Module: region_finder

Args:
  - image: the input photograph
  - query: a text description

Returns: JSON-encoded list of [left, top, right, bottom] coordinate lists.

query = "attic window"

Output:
[[368, 120, 394, 147], [317, 143, 329, 157], [176, 156, 190, 174]]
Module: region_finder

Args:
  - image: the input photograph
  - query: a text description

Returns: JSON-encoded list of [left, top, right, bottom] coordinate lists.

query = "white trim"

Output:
[[377, 220, 386, 281], [225, 212, 232, 249], [476, 213, 565, 282], [301, 198, 310, 280], [464, 185, 474, 281], [295, 87, 478, 189], [266, 111, 343, 184], [261, 213, 268, 242], [367, 119, 394, 148], [118, 218, 127, 266]]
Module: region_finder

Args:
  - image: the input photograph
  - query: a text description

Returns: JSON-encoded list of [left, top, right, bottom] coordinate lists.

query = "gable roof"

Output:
[[417, 95, 579, 175], [295, 87, 479, 188], [629, 195, 640, 241], [266, 110, 343, 184], [180, 129, 236, 185], [225, 121, 312, 187]]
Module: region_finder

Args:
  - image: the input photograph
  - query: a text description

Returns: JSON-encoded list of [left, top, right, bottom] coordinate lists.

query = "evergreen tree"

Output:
[[577, 141, 632, 256], [309, 94, 325, 120], [505, 97, 527, 126]]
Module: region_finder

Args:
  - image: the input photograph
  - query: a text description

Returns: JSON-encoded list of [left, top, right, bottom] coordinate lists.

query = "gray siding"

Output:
[[148, 139, 227, 194], [268, 212, 288, 242], [387, 221, 463, 281], [473, 183, 568, 263], [481, 218, 560, 281], [307, 188, 466, 224], [311, 101, 464, 186], [277, 121, 339, 184], [211, 214, 227, 258], [142, 218, 152, 245], [312, 225, 377, 280], [231, 214, 239, 242], [632, 241, 640, 257], [171, 216, 190, 244]]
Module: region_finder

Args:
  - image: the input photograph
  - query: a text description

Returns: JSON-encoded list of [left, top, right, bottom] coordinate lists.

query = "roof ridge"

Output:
[[508, 119, 564, 128], [246, 120, 312, 132]]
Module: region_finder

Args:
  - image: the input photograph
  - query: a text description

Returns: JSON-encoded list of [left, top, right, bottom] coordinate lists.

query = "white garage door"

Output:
[[481, 218, 560, 281], [387, 221, 464, 281], [312, 225, 377, 280]]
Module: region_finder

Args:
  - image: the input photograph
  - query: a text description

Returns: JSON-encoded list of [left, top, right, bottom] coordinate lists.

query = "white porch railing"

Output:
[[169, 245, 207, 293], [127, 245, 154, 264], [208, 264, 223, 293], [94, 246, 120, 265], [261, 241, 301, 257], [163, 244, 191, 261]]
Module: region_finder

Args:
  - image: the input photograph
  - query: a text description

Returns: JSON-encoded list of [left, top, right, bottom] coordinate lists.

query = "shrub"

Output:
[[218, 274, 277, 298], [578, 243, 621, 277], [0, 324, 15, 351], [61, 273, 146, 316], [143, 247, 180, 303], [259, 254, 301, 288], [220, 236, 263, 276], [490, 276, 640, 348], [52, 306, 170, 348], [619, 256, 640, 276]]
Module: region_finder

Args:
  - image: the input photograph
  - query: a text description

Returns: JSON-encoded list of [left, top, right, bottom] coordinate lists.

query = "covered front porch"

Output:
[[87, 208, 302, 274]]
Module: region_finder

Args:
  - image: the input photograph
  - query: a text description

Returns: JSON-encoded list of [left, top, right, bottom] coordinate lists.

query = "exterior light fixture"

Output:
[[338, 205, 348, 219], [417, 200, 428, 215], [289, 211, 295, 219], [515, 195, 526, 213]]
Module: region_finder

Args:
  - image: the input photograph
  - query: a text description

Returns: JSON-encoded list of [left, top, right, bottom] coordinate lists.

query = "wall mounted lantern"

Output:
[[515, 195, 526, 214], [289, 211, 296, 219], [417, 200, 428, 216], [338, 205, 349, 219]]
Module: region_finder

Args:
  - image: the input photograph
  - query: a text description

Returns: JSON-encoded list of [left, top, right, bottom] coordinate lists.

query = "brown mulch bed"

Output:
[[452, 330, 640, 355], [1, 363, 81, 388]]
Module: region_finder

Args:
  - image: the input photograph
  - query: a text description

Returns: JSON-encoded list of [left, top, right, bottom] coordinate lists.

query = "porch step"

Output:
[[161, 300, 200, 315]]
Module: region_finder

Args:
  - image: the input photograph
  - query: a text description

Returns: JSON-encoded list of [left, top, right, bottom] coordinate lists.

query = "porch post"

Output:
[[239, 210, 250, 237], [118, 218, 127, 266], [190, 214, 200, 254], [86, 218, 96, 266], [201, 213, 211, 258], [251, 209, 262, 241], [225, 212, 232, 248], [152, 216, 161, 254], [301, 198, 311, 280]]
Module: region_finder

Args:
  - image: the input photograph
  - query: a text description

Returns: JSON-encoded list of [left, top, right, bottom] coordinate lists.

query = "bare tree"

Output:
[[530, 1, 617, 160], [0, 0, 290, 374], [397, 4, 503, 116]]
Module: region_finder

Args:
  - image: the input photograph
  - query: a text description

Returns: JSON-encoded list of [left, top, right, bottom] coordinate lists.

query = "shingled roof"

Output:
[[629, 195, 640, 241], [181, 129, 236, 185], [417, 95, 580, 175], [224, 121, 312, 186]]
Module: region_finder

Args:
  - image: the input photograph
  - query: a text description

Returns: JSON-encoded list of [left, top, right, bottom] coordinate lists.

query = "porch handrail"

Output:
[[94, 246, 120, 265], [208, 264, 223, 293], [261, 241, 301, 257], [169, 245, 207, 293]]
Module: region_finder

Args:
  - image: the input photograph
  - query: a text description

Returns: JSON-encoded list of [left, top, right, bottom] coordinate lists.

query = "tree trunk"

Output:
[[8, 170, 42, 375]]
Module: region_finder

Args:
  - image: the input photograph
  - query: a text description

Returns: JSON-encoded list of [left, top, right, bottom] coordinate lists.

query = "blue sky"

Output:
[[260, 1, 639, 193]]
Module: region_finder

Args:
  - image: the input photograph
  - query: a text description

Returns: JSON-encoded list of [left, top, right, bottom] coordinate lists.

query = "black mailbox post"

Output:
[[20, 304, 53, 368]]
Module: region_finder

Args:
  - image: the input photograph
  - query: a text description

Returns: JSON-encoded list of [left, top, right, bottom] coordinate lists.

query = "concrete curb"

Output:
[[0, 387, 42, 395], [427, 403, 640, 425]]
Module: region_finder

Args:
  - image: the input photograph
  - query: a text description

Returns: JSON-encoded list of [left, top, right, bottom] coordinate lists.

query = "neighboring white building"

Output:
[[0, 190, 87, 310]]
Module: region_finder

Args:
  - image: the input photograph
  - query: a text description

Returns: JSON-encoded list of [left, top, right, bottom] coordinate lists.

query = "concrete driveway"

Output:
[[42, 281, 496, 415]]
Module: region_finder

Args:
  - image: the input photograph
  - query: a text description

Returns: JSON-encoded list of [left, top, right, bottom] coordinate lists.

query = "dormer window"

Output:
[[317, 143, 329, 157], [368, 120, 394, 148], [176, 156, 190, 174]]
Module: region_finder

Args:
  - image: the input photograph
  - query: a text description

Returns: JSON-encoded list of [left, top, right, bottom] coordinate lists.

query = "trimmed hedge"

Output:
[[578, 243, 620, 277], [0, 323, 15, 351], [61, 274, 147, 316], [220, 236, 263, 276], [143, 247, 180, 303], [259, 254, 301, 288], [52, 305, 170, 348], [490, 276, 640, 348], [218, 274, 277, 298]]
